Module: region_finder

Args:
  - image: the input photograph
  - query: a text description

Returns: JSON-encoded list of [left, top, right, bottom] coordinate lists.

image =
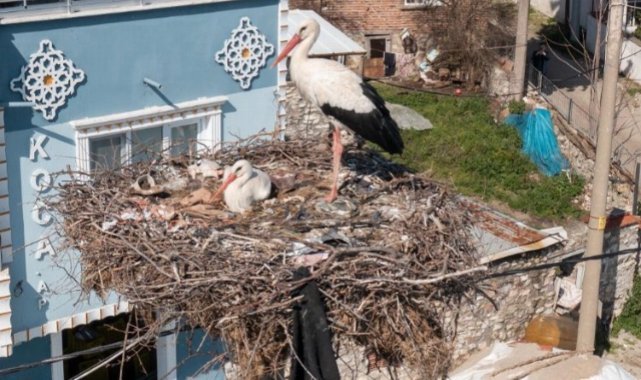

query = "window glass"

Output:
[[170, 123, 198, 157], [131, 127, 163, 164], [90, 134, 124, 171], [369, 38, 386, 59]]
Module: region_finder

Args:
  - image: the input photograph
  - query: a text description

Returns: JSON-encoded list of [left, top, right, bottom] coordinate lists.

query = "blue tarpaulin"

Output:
[[505, 108, 569, 176]]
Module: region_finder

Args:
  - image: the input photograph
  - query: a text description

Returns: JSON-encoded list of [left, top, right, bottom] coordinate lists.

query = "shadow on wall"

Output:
[[0, 33, 53, 332], [596, 208, 641, 354]]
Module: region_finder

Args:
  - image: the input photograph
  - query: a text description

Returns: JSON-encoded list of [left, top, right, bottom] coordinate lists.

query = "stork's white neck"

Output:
[[291, 33, 317, 67], [238, 169, 254, 186]]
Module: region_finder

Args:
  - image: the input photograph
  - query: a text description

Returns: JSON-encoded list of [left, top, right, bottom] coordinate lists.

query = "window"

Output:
[[85, 122, 204, 171], [63, 314, 156, 380], [366, 35, 391, 59], [403, 0, 442, 7], [90, 134, 125, 171], [369, 38, 387, 59], [72, 96, 226, 174]]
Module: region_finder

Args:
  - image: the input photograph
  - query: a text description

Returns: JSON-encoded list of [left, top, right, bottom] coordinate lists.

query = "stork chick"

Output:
[[213, 160, 272, 212], [187, 159, 224, 180]]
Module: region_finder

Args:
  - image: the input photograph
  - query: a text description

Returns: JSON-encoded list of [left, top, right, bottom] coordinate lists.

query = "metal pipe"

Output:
[[143, 77, 162, 90], [1, 102, 35, 108]]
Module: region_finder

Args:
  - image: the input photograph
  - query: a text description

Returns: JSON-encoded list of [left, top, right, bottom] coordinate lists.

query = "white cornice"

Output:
[[70, 96, 227, 135], [0, 0, 239, 25]]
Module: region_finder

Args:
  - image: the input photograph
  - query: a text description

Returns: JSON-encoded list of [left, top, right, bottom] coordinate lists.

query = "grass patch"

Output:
[[627, 87, 641, 97], [612, 276, 641, 338], [373, 83, 584, 220]]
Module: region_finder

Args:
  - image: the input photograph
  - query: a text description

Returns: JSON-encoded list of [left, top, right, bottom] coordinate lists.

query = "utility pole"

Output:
[[576, 0, 625, 352], [512, 0, 530, 100]]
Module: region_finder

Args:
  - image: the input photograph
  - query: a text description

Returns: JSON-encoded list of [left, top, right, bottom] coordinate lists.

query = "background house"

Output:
[[289, 0, 515, 87], [549, 0, 641, 82], [0, 0, 288, 378], [289, 0, 446, 77]]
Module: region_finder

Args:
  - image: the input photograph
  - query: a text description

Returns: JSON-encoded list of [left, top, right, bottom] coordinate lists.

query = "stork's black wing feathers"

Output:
[[320, 82, 404, 154]]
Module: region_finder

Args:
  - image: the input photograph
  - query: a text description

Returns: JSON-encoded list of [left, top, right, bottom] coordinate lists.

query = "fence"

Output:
[[527, 64, 637, 178]]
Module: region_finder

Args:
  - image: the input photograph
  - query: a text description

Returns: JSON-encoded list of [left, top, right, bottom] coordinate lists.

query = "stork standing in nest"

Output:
[[273, 19, 404, 203]]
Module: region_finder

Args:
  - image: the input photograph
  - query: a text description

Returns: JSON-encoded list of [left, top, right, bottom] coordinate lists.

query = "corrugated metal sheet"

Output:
[[0, 109, 11, 358], [462, 198, 567, 263], [288, 10, 366, 57], [0, 267, 11, 357], [12, 301, 131, 347]]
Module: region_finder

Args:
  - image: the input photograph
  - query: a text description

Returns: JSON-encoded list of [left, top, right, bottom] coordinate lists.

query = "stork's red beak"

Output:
[[271, 34, 302, 68], [213, 173, 237, 199]]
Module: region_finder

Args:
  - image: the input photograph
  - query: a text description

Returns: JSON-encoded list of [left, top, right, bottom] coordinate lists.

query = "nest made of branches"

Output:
[[47, 135, 480, 379]]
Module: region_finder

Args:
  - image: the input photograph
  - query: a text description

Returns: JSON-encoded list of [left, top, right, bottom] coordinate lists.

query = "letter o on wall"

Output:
[[30, 168, 52, 192]]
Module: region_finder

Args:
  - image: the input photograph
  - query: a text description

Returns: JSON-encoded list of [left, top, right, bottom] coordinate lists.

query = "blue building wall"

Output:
[[0, 335, 51, 379], [177, 329, 225, 380], [0, 0, 279, 340]]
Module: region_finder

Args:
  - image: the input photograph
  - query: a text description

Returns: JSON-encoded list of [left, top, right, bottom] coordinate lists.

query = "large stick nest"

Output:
[[47, 135, 480, 379]]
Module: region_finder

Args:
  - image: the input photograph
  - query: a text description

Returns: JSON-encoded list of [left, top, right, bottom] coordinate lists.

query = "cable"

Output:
[[481, 246, 641, 280], [0, 328, 176, 376], [1, 244, 639, 376]]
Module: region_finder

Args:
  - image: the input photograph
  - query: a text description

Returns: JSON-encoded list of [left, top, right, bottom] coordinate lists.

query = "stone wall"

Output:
[[444, 248, 558, 363], [285, 83, 362, 147], [550, 109, 639, 325], [285, 83, 330, 142], [600, 219, 640, 324]]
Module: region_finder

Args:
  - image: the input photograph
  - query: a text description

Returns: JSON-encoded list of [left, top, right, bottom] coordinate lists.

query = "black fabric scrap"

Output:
[[290, 267, 341, 380]]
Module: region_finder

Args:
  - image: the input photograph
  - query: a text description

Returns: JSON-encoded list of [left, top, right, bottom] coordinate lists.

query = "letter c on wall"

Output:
[[32, 201, 52, 226]]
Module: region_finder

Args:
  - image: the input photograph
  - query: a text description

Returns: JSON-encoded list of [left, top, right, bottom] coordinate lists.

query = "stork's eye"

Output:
[[300, 26, 307, 33]]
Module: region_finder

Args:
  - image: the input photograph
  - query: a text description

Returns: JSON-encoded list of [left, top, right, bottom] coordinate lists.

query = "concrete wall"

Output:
[[584, 14, 641, 83], [620, 39, 641, 82], [531, 0, 566, 23]]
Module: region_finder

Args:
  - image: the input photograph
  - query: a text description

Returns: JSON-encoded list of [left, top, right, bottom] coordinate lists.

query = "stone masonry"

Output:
[[443, 248, 558, 364]]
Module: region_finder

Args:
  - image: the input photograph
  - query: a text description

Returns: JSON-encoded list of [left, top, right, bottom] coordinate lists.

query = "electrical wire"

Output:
[[481, 246, 640, 280], [0, 244, 639, 376], [0, 329, 176, 376]]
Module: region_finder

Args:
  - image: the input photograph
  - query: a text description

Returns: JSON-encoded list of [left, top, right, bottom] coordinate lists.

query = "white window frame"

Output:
[[70, 96, 226, 173], [403, 0, 442, 7]]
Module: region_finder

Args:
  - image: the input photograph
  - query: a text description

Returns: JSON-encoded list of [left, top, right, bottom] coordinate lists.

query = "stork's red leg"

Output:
[[325, 125, 343, 203]]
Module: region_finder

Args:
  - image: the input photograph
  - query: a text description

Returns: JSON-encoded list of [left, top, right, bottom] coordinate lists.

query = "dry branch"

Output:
[[47, 135, 480, 379]]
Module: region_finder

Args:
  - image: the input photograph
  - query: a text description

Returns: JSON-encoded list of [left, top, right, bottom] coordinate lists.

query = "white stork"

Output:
[[273, 19, 404, 202], [213, 160, 272, 212]]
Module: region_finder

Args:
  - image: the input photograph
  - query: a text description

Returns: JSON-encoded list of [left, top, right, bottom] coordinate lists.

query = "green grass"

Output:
[[373, 83, 584, 220], [612, 276, 641, 338]]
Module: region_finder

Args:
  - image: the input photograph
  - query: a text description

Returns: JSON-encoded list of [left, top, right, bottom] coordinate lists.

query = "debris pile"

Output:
[[47, 135, 479, 379]]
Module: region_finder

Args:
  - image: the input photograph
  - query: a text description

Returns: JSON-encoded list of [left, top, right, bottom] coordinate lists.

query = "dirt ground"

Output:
[[604, 330, 641, 378]]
